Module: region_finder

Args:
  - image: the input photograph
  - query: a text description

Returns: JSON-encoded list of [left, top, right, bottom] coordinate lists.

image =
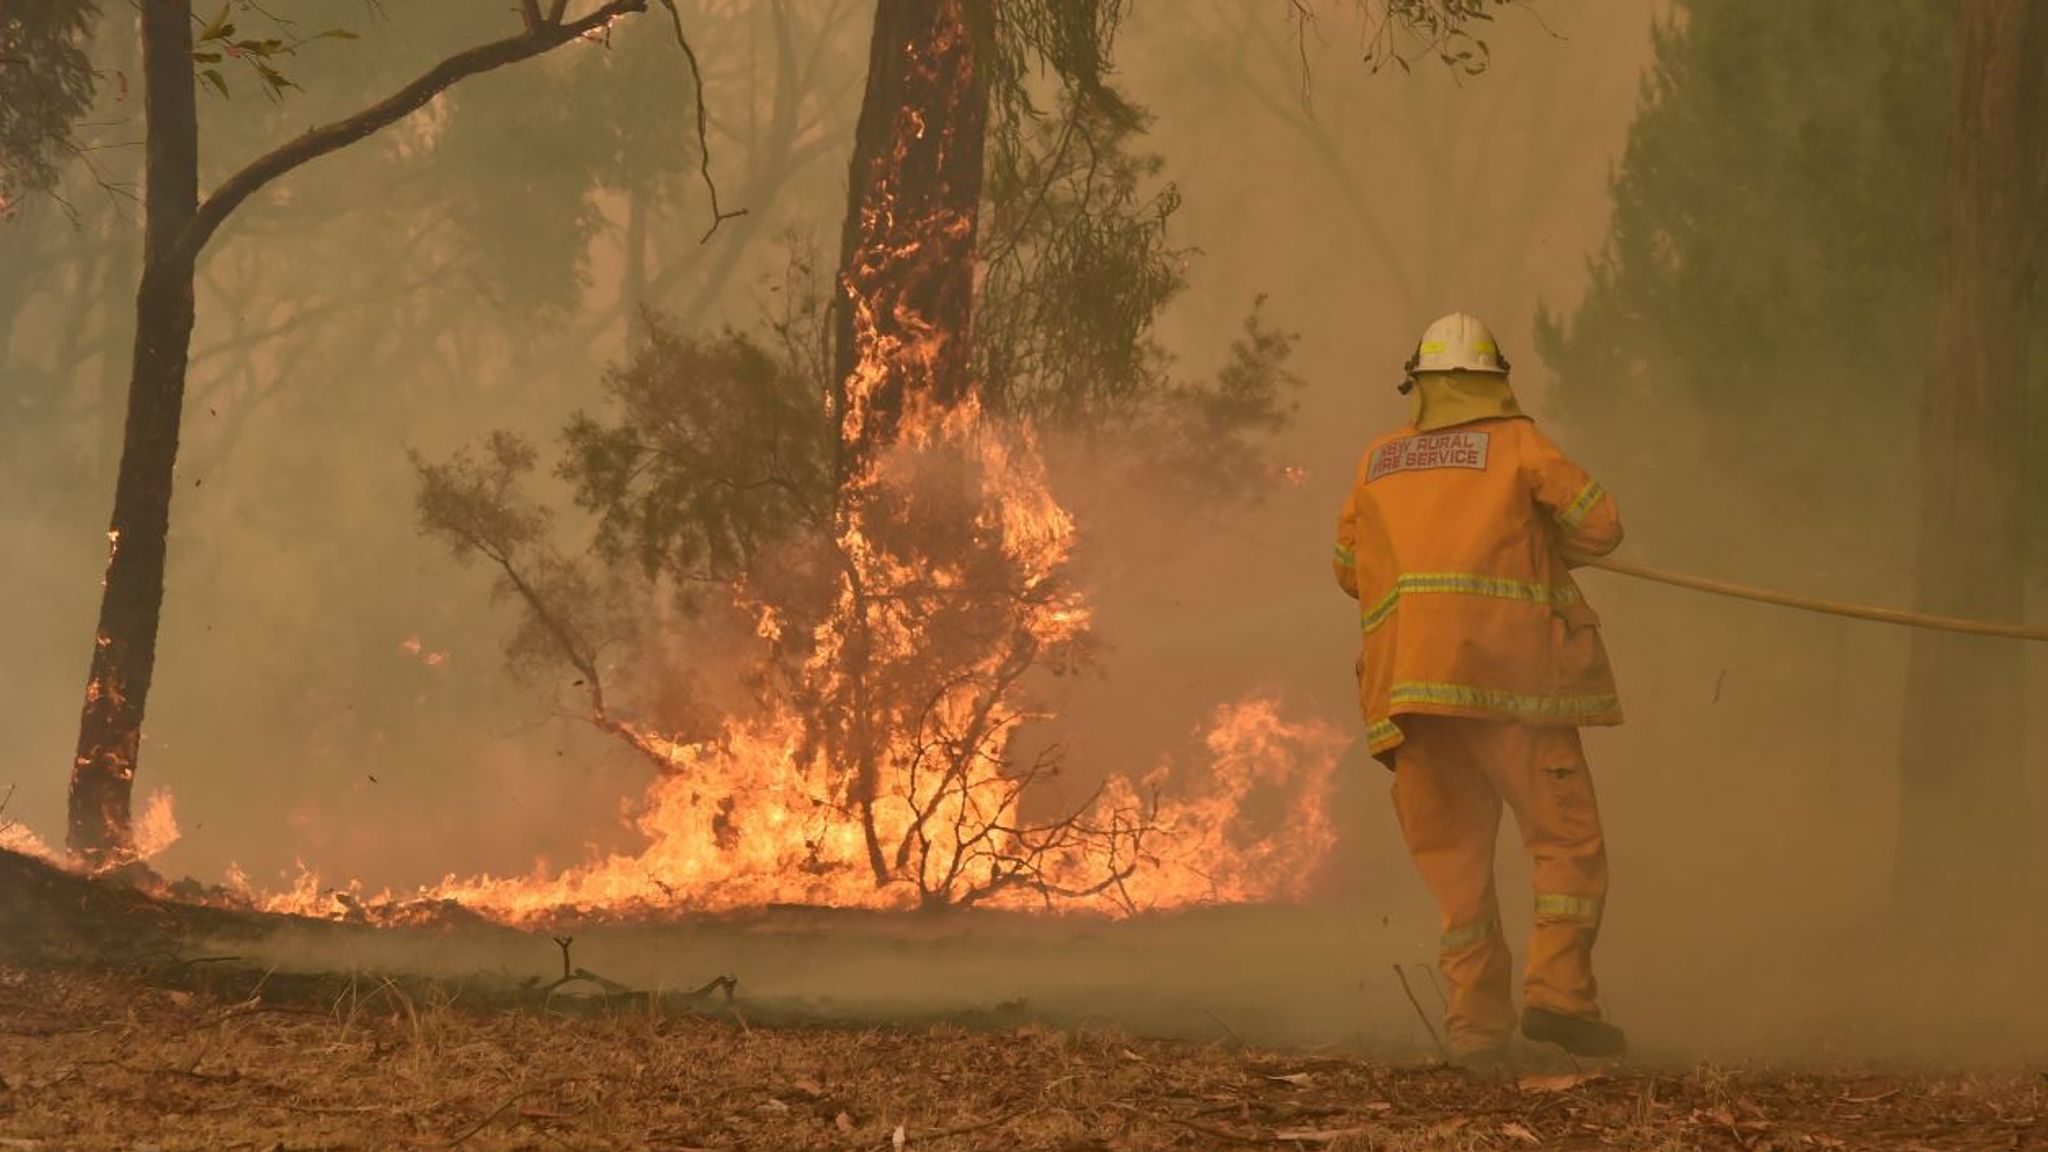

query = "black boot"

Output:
[[1520, 1006, 1626, 1057]]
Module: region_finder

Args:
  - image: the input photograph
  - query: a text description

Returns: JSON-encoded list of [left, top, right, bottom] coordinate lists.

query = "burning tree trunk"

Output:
[[1895, 0, 2045, 919], [69, 0, 202, 867], [832, 0, 989, 465], [827, 0, 991, 886], [64, 0, 677, 866]]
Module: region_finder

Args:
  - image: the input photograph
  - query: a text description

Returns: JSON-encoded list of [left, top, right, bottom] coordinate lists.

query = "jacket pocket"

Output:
[[1549, 595, 1611, 701]]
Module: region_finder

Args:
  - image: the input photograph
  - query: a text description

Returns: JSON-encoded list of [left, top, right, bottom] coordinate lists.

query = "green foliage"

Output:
[[188, 1, 368, 103], [414, 431, 552, 566], [1533, 0, 2033, 572], [977, 0, 1132, 134], [412, 431, 624, 681], [1144, 298, 1305, 499], [414, 0, 1307, 713], [0, 0, 99, 214], [967, 6, 1305, 483], [561, 314, 833, 585], [430, 78, 612, 316], [428, 17, 696, 316], [975, 93, 1184, 424], [547, 8, 1308, 597]]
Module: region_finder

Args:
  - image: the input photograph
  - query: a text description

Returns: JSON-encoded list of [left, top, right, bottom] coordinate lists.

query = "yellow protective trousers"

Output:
[[1390, 715, 1609, 1054]]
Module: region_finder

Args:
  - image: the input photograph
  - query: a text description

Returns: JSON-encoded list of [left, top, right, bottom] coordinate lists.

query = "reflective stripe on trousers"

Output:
[[1389, 715, 1609, 1051]]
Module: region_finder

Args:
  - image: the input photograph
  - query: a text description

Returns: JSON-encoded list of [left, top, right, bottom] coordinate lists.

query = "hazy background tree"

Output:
[[1539, 0, 2047, 918], [63, 0, 690, 866], [1895, 0, 2044, 920], [3, 1, 881, 882], [0, 0, 100, 216], [2, 3, 1670, 907]]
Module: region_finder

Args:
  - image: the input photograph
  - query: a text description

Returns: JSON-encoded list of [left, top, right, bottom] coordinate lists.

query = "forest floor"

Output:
[[2, 961, 2043, 1152]]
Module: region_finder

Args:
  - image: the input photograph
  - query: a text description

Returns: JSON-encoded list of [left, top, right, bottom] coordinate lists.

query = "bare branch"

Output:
[[176, 0, 651, 268], [653, 0, 748, 242]]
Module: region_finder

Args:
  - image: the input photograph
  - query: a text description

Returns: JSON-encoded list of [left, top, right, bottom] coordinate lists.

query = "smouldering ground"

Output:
[[1, 966, 2042, 1151]]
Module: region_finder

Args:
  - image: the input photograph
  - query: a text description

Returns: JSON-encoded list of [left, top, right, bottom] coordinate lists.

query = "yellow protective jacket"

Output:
[[1334, 416, 1624, 764]]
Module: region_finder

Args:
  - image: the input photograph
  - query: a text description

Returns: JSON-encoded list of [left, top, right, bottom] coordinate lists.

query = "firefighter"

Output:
[[1333, 312, 1627, 1065]]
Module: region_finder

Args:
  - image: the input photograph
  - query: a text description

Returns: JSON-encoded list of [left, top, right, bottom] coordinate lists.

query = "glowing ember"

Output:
[[400, 635, 449, 667]]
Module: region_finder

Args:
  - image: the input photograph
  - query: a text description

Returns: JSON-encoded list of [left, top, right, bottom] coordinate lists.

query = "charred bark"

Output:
[[64, 0, 665, 865], [68, 0, 200, 867], [831, 0, 989, 472], [1895, 0, 2046, 918], [828, 0, 990, 888]]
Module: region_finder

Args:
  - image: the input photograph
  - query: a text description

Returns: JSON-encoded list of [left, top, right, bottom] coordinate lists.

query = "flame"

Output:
[[247, 694, 1339, 924], [0, 819, 56, 863], [242, 394, 1346, 924], [245, 391, 1343, 924], [134, 787, 181, 860], [241, 5, 1343, 926]]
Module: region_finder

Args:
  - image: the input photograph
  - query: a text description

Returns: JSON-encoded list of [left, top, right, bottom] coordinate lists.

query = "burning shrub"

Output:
[[374, 2, 1329, 920]]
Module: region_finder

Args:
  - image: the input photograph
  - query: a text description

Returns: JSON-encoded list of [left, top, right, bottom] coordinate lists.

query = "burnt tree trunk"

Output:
[[1895, 0, 2046, 918], [68, 0, 201, 867], [832, 0, 988, 472], [64, 0, 662, 866], [829, 0, 989, 886]]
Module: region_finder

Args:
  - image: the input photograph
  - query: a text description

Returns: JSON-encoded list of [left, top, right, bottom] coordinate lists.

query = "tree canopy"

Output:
[[0, 0, 100, 215], [1539, 0, 2046, 585]]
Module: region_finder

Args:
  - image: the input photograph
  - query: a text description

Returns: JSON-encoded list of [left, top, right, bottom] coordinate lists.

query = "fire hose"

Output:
[[1584, 555, 2048, 643]]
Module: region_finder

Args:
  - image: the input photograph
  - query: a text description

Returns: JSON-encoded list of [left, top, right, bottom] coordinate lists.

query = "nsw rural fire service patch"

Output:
[[1367, 431, 1490, 481]]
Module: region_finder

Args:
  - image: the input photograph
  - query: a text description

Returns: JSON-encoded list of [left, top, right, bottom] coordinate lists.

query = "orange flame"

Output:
[[134, 787, 182, 860], [0, 818, 56, 863], [241, 7, 1343, 925], [244, 396, 1343, 924]]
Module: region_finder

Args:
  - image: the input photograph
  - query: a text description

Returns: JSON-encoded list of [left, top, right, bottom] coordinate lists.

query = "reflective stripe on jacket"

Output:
[[1334, 416, 1623, 763]]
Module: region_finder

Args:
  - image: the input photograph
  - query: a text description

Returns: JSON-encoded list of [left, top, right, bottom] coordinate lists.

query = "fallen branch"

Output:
[[1273, 1125, 1381, 1144], [446, 1086, 545, 1148], [264, 1101, 389, 1116], [1392, 964, 1449, 1061], [891, 1108, 1026, 1146], [534, 936, 735, 1004], [1422, 965, 1448, 1013], [1203, 1007, 1242, 1043], [1105, 1101, 1266, 1145], [684, 974, 739, 1002]]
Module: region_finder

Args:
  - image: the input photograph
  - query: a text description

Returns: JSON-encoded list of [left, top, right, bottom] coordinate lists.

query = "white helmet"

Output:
[[1402, 312, 1511, 386]]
